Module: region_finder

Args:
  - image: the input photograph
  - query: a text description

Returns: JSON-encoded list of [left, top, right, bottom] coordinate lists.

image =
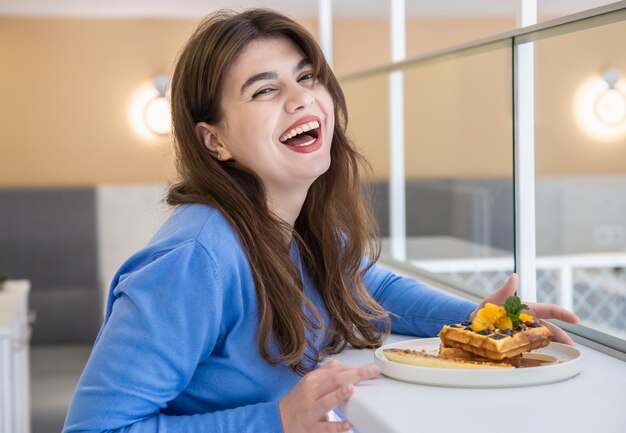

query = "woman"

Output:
[[63, 9, 578, 433]]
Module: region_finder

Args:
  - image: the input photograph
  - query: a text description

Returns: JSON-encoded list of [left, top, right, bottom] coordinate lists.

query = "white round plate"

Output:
[[374, 337, 582, 388]]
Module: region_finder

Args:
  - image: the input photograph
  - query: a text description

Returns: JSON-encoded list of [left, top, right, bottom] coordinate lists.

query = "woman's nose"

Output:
[[284, 86, 314, 113]]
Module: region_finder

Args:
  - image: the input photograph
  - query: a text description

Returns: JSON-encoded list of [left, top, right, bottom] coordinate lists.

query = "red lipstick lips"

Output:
[[279, 115, 322, 154]]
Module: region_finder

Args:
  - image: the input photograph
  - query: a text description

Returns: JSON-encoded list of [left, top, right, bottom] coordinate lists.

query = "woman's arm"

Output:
[[363, 261, 477, 336], [65, 402, 282, 433], [365, 263, 579, 344], [62, 240, 283, 433]]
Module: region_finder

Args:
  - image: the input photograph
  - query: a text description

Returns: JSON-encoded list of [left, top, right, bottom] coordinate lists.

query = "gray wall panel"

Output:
[[0, 188, 101, 344]]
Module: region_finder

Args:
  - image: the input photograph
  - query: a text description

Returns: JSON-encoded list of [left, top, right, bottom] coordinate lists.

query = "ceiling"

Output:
[[0, 0, 618, 19]]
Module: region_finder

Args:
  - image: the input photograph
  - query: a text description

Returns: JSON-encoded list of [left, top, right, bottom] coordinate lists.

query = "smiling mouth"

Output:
[[279, 120, 320, 147]]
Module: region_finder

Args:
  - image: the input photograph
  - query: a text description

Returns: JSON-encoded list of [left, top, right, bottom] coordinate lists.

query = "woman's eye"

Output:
[[252, 88, 275, 98], [298, 73, 314, 82]]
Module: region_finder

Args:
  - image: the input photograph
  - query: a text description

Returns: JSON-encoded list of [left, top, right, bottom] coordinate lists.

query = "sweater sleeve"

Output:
[[363, 261, 477, 336], [62, 240, 284, 433]]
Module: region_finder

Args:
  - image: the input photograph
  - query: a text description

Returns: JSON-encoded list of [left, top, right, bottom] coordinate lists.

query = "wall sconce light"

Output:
[[595, 67, 626, 125], [143, 74, 171, 136], [573, 67, 626, 141]]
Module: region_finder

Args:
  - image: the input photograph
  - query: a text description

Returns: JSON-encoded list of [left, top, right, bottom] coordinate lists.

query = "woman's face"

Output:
[[208, 37, 335, 200]]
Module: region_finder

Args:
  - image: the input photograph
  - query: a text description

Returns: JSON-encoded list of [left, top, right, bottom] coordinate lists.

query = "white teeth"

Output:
[[279, 120, 320, 142]]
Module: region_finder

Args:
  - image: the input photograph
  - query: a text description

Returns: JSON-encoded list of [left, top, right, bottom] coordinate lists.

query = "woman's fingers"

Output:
[[314, 384, 354, 419], [317, 359, 354, 372], [529, 303, 580, 324], [314, 364, 379, 399], [540, 318, 576, 345], [312, 365, 379, 421], [521, 303, 578, 346], [487, 273, 519, 304], [471, 274, 519, 319], [279, 361, 378, 433], [496, 273, 519, 300], [315, 419, 353, 433]]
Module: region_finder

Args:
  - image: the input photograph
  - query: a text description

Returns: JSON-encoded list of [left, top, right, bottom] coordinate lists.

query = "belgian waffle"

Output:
[[438, 322, 552, 361]]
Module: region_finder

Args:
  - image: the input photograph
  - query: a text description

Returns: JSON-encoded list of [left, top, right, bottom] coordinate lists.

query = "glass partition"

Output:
[[532, 15, 626, 340], [342, 41, 515, 297], [402, 41, 514, 297], [342, 74, 390, 180], [340, 3, 626, 350], [342, 73, 391, 236]]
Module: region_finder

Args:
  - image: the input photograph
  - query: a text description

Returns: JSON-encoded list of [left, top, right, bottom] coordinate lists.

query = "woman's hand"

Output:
[[279, 360, 380, 433], [470, 273, 580, 345]]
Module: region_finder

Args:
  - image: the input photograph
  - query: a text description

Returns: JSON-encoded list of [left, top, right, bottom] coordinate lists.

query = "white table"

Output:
[[334, 334, 626, 433], [0, 280, 31, 433]]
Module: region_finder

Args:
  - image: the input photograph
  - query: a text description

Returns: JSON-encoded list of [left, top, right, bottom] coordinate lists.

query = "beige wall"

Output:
[[0, 18, 195, 186], [1, 15, 624, 186], [0, 16, 517, 186], [0, 17, 315, 187], [336, 17, 516, 75]]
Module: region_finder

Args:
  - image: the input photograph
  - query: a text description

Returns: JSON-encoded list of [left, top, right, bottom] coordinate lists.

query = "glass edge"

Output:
[[516, 7, 626, 45], [340, 39, 512, 83], [339, 2, 626, 83], [551, 320, 626, 357]]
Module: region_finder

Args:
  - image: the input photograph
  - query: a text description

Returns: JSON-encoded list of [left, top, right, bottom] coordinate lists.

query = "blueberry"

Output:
[[529, 322, 541, 328], [503, 330, 514, 337], [478, 329, 490, 335], [490, 334, 505, 340], [464, 326, 473, 331], [461, 320, 472, 326]]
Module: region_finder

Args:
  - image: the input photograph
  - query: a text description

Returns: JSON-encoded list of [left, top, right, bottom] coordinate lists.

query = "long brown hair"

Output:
[[167, 8, 389, 374]]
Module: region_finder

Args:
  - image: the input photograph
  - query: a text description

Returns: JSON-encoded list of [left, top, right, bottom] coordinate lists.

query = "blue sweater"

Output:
[[63, 204, 476, 433]]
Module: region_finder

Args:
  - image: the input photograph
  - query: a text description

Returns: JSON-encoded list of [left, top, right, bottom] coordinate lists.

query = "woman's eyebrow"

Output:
[[240, 71, 277, 95], [294, 58, 311, 72], [239, 58, 312, 95]]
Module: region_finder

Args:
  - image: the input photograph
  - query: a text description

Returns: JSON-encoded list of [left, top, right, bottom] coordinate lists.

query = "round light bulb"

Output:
[[594, 88, 626, 125], [143, 96, 171, 136]]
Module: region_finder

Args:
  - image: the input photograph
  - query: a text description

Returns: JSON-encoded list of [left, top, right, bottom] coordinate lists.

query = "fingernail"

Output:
[[343, 384, 353, 396], [342, 421, 352, 432], [368, 365, 380, 375]]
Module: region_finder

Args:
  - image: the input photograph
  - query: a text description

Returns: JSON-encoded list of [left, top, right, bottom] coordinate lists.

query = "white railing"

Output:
[[0, 280, 31, 433], [411, 253, 626, 339]]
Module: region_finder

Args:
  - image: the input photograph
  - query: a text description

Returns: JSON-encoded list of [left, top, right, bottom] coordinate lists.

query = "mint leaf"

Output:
[[503, 295, 529, 328]]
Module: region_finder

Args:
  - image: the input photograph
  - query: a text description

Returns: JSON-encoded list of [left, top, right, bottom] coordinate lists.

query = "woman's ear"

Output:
[[195, 122, 233, 161]]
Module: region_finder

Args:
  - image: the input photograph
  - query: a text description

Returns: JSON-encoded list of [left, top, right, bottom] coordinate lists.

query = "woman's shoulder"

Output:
[[149, 203, 242, 258], [109, 203, 247, 294]]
